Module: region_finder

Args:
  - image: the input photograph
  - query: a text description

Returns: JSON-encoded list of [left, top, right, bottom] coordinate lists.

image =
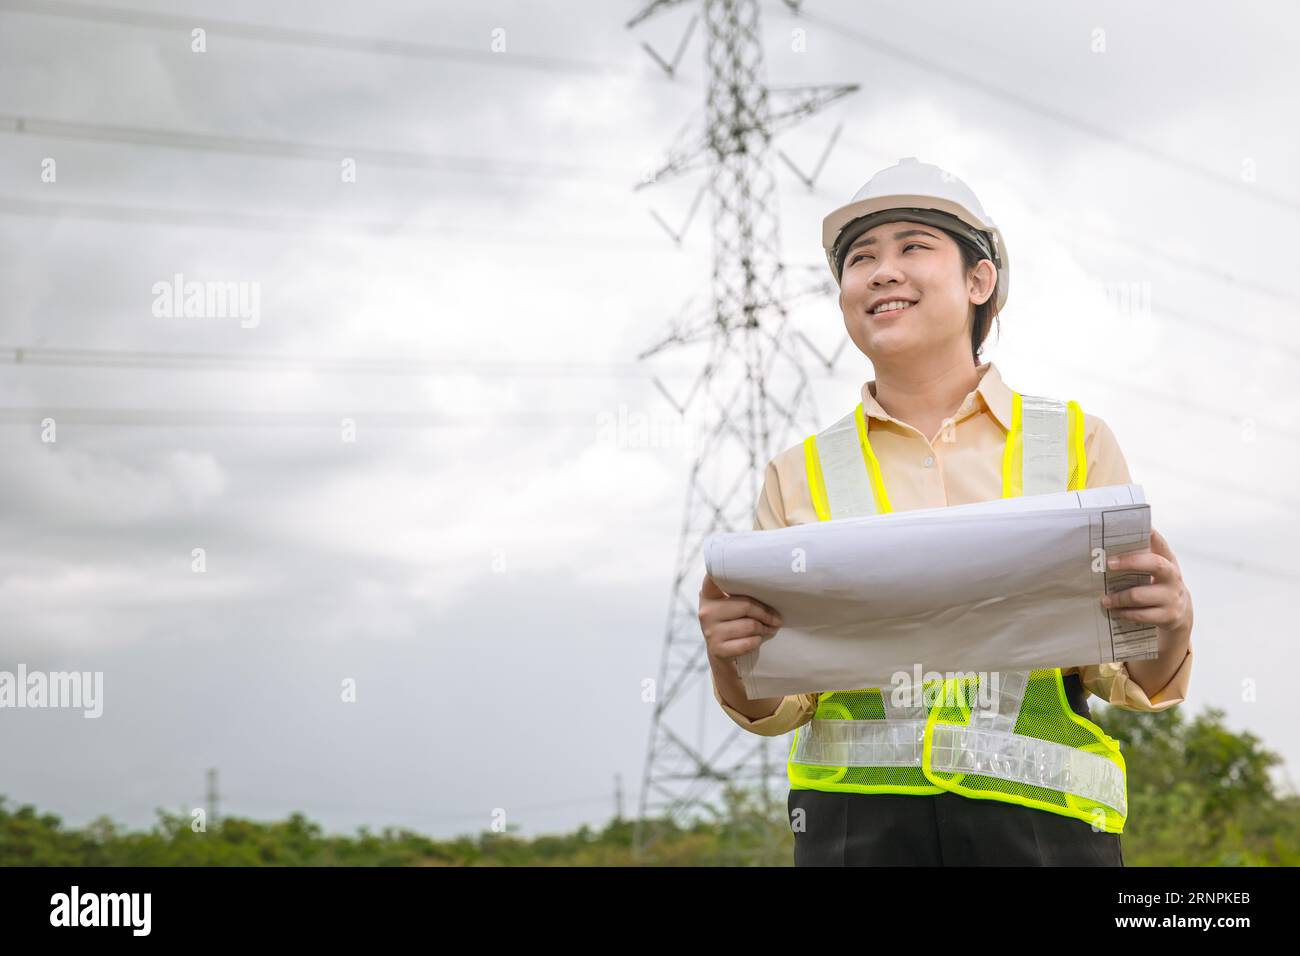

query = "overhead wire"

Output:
[[0, 113, 633, 183], [0, 0, 635, 76], [0, 3, 1293, 564], [0, 344, 698, 379], [792, 7, 1300, 215], [0, 194, 680, 248]]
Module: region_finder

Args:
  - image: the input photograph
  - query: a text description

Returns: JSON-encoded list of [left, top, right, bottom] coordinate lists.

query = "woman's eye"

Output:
[[851, 244, 924, 265]]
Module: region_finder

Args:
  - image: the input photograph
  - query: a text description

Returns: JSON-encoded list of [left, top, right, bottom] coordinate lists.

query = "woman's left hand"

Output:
[[1100, 528, 1193, 639]]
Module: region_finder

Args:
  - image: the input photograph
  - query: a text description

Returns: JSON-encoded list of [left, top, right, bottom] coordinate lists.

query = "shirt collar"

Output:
[[860, 360, 1014, 432]]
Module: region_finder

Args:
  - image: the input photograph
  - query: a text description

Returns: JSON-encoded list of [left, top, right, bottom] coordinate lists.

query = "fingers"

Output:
[[1108, 529, 1180, 582], [1103, 583, 1170, 609], [704, 617, 778, 659], [739, 598, 782, 628], [1102, 527, 1190, 631], [1106, 548, 1175, 582], [699, 581, 782, 628], [1101, 601, 1182, 626], [1102, 577, 1185, 627], [702, 597, 781, 631], [700, 573, 783, 624], [710, 636, 764, 659], [698, 572, 785, 660]]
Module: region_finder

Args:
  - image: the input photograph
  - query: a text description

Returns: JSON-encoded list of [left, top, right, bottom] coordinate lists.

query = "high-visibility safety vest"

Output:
[[789, 392, 1129, 834]]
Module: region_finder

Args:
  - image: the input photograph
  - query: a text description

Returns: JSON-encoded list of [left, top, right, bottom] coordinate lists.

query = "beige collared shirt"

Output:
[[713, 360, 1194, 736]]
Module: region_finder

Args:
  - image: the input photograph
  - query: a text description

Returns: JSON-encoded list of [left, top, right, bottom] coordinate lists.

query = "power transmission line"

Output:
[[1056, 224, 1300, 311], [0, 195, 679, 246], [6, 344, 1298, 448], [8, 98, 1288, 309], [0, 0, 634, 76], [786, 137, 1300, 376], [7, 119, 1290, 314], [0, 344, 697, 380], [0, 407, 593, 428], [799, 8, 1300, 214], [1126, 455, 1299, 517], [1136, 302, 1300, 366], [7, 345, 1300, 512], [0, 113, 630, 183], [834, 133, 1300, 312], [1164, 544, 1300, 585], [1030, 354, 1300, 448], [9, 387, 1296, 524], [7, 7, 1294, 306]]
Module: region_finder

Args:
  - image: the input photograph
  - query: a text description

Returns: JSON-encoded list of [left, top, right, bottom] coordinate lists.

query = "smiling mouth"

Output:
[[870, 299, 917, 316]]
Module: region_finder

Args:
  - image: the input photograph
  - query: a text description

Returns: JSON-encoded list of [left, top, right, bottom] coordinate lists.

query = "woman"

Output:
[[698, 158, 1195, 866]]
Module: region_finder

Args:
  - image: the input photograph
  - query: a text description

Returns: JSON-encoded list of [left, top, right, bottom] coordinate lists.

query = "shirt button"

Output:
[[923, 456, 935, 468]]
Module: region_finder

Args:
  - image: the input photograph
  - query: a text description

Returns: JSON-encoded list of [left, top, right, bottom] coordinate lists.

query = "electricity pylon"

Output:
[[629, 0, 856, 861]]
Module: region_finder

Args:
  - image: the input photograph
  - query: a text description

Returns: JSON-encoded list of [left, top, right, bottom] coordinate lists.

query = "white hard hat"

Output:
[[822, 157, 1010, 316]]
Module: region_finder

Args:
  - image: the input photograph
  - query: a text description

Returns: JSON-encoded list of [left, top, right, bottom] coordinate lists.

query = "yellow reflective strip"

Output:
[[803, 434, 831, 522], [933, 785, 1124, 832], [921, 691, 961, 787], [1001, 391, 1023, 498], [1067, 399, 1086, 491], [1053, 668, 1125, 776], [854, 403, 893, 514]]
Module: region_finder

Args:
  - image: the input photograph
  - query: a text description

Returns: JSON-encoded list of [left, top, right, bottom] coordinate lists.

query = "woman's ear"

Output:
[[968, 260, 997, 307]]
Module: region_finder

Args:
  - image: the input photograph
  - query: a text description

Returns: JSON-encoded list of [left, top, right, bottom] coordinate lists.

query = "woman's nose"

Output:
[[869, 260, 906, 285]]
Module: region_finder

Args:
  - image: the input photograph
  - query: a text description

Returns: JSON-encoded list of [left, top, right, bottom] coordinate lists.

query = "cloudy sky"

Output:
[[1, 0, 1297, 840]]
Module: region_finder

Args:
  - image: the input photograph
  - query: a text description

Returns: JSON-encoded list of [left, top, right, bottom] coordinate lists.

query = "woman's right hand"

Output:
[[698, 572, 784, 662]]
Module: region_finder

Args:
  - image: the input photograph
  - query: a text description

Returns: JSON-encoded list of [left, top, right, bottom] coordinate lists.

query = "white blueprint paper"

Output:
[[703, 485, 1158, 699]]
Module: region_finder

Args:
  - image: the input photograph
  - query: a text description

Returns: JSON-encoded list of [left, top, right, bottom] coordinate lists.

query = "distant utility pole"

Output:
[[627, 0, 856, 859], [206, 768, 220, 828]]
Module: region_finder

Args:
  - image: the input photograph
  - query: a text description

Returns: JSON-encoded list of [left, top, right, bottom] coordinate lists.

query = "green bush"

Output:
[[2, 706, 1294, 866]]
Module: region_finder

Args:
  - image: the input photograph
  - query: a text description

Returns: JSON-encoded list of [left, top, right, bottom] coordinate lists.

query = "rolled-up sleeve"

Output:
[[1078, 645, 1193, 712], [713, 680, 818, 736], [753, 456, 789, 531], [711, 450, 819, 737]]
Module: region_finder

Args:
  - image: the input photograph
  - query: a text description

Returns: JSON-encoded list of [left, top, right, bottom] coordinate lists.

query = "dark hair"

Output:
[[952, 233, 1000, 363]]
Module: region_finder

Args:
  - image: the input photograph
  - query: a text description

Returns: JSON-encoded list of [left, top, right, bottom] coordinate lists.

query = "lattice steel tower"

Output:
[[628, 0, 855, 858]]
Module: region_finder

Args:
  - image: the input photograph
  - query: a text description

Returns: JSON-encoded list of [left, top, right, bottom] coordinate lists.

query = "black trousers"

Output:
[[789, 789, 1124, 866]]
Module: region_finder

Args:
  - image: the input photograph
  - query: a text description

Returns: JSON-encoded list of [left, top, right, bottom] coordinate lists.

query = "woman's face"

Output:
[[837, 219, 994, 363]]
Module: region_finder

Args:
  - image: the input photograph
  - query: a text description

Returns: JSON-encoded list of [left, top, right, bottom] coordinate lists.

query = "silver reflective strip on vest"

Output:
[[880, 687, 928, 722], [796, 409, 888, 765], [928, 724, 1127, 815], [792, 719, 927, 767], [1019, 395, 1067, 495], [968, 669, 1030, 735], [816, 410, 878, 518]]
